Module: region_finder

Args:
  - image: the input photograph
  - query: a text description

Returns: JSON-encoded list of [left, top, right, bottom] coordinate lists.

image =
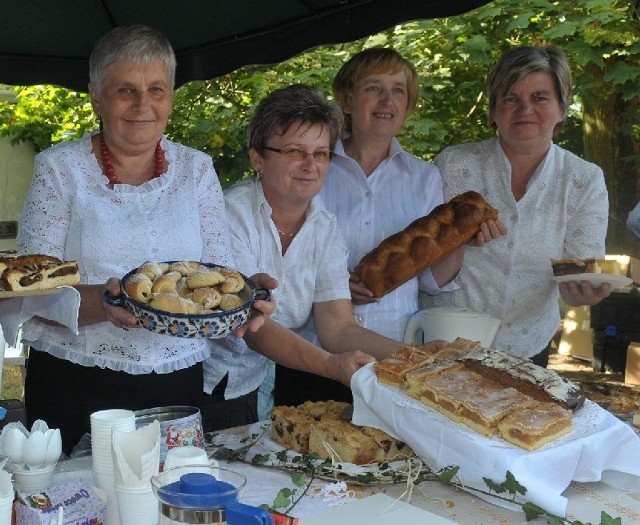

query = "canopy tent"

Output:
[[0, 0, 492, 91]]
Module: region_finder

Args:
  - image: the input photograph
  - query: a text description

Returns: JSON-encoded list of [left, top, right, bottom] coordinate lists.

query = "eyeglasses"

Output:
[[263, 146, 336, 164]]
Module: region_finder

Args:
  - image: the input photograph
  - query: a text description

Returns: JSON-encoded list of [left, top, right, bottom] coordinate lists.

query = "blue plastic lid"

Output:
[[158, 473, 238, 509], [0, 407, 6, 421]]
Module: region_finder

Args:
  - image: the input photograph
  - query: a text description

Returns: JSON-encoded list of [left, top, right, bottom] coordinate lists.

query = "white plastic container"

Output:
[[404, 307, 501, 347]]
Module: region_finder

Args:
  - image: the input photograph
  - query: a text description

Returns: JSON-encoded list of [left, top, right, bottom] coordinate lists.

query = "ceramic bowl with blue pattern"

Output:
[[104, 262, 269, 338]]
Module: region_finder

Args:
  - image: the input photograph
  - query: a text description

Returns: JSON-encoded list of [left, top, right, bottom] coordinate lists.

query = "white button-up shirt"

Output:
[[424, 138, 609, 358], [202, 177, 351, 397], [319, 138, 452, 342]]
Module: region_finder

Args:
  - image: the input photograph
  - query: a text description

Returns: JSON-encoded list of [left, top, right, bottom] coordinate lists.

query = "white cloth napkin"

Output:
[[0, 286, 81, 346], [111, 420, 160, 487], [350, 363, 640, 517]]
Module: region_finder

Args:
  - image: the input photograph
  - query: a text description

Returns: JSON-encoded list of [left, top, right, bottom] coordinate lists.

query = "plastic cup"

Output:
[[0, 493, 13, 525], [13, 463, 55, 493], [163, 445, 208, 469], [115, 483, 158, 525]]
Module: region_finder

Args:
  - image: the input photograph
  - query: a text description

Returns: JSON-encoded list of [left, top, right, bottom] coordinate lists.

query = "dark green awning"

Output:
[[0, 0, 492, 91]]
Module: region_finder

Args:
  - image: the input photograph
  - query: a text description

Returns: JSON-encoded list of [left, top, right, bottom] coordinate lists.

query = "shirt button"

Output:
[[151, 231, 157, 236], [507, 241, 513, 248], [365, 191, 372, 197], [365, 220, 371, 225]]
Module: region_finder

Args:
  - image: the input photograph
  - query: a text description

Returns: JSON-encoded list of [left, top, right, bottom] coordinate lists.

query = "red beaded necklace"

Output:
[[99, 133, 164, 185]]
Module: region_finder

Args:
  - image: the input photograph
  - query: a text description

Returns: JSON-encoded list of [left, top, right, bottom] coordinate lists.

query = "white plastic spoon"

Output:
[[2, 427, 27, 465], [45, 429, 62, 464], [22, 431, 47, 469]]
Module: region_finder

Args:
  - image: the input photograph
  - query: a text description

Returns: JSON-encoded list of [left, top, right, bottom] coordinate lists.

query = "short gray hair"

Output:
[[487, 45, 572, 134], [248, 84, 344, 153], [89, 25, 176, 92]]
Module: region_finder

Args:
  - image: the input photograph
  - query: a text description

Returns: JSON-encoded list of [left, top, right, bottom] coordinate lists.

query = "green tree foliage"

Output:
[[0, 0, 639, 250]]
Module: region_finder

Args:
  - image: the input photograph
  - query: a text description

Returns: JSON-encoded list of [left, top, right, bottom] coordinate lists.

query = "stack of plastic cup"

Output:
[[115, 483, 158, 525], [0, 493, 12, 525], [90, 409, 135, 525]]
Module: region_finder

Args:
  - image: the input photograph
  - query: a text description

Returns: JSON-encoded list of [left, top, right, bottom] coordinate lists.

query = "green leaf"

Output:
[[601, 511, 623, 525], [437, 465, 460, 484], [521, 502, 545, 520], [290, 472, 308, 487], [272, 488, 294, 510], [503, 471, 527, 496]]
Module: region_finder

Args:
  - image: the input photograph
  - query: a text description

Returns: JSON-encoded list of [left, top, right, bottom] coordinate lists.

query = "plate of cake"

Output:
[[233, 400, 421, 484], [549, 257, 632, 288], [352, 339, 640, 515]]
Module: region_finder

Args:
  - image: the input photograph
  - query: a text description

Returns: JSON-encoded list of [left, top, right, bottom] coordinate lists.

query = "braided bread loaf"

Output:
[[354, 191, 498, 298]]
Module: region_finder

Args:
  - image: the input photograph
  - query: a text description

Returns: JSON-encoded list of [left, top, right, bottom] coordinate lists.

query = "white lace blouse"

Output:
[[17, 133, 233, 374], [424, 138, 609, 358]]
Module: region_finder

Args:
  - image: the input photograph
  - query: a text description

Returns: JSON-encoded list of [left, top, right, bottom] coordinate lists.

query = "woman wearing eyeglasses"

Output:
[[202, 84, 442, 421]]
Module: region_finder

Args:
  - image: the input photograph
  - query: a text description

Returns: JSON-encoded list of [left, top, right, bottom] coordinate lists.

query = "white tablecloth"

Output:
[[351, 363, 640, 516]]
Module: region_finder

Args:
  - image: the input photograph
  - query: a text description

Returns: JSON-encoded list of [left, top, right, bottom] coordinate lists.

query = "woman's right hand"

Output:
[[348, 272, 380, 305], [324, 350, 376, 385]]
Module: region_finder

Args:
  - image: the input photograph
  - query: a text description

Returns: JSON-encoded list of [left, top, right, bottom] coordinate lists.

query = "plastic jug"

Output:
[[151, 464, 273, 525], [404, 307, 501, 347]]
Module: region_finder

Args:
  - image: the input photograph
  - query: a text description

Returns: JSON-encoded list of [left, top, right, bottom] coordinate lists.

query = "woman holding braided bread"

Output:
[[427, 45, 611, 367]]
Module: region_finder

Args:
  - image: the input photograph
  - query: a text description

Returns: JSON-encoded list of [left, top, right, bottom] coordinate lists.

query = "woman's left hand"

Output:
[[469, 219, 508, 247], [235, 272, 278, 337], [324, 350, 376, 385], [103, 278, 139, 329], [559, 280, 612, 307]]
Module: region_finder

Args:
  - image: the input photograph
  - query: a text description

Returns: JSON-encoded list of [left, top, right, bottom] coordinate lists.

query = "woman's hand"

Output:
[[469, 219, 508, 247], [348, 272, 379, 305], [235, 272, 278, 337], [102, 278, 138, 329], [559, 280, 612, 307], [323, 350, 376, 385]]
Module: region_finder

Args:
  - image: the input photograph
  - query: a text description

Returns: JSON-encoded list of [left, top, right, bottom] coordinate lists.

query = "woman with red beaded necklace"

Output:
[[17, 25, 374, 455]]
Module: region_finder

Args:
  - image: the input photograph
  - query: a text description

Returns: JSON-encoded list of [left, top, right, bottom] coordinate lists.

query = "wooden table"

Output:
[[208, 425, 640, 525]]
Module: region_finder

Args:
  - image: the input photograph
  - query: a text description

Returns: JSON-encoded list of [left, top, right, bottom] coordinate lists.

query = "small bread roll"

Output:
[[170, 261, 206, 276], [137, 261, 169, 280], [219, 293, 244, 311], [186, 269, 225, 289], [175, 277, 191, 297], [124, 273, 153, 303], [152, 271, 183, 293], [148, 292, 202, 314], [220, 269, 245, 294], [190, 287, 222, 309]]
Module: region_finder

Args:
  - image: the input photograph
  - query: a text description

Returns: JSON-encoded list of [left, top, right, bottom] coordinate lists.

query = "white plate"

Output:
[[551, 273, 633, 288]]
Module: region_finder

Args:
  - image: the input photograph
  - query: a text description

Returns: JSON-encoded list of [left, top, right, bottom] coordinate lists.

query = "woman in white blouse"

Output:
[[18, 26, 372, 452], [428, 45, 611, 366], [206, 84, 439, 418], [318, 47, 501, 344]]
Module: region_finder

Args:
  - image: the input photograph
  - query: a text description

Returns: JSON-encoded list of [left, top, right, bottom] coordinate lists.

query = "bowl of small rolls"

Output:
[[103, 260, 269, 338]]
